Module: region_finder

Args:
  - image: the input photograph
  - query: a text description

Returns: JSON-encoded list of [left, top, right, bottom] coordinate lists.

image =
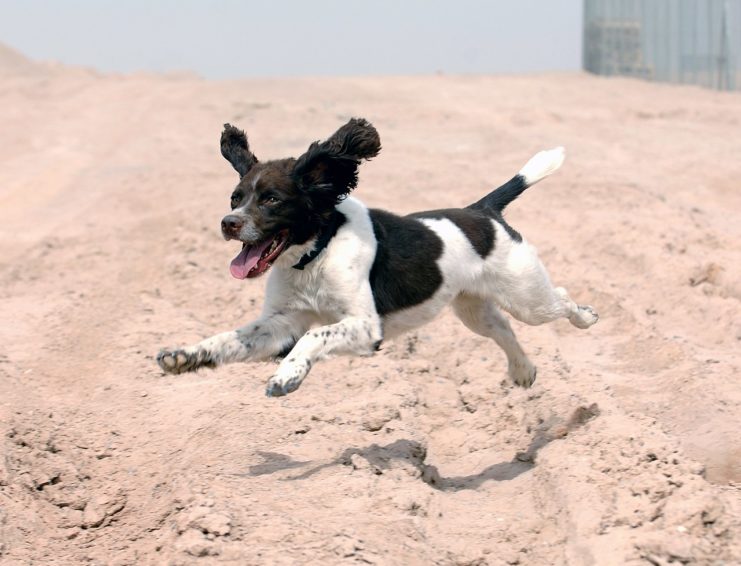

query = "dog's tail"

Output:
[[467, 147, 565, 214]]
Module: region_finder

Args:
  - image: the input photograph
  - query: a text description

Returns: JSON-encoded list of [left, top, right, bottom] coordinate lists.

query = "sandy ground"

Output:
[[0, 43, 740, 565]]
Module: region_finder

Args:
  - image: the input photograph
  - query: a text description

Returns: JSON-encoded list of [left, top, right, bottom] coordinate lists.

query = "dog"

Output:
[[157, 118, 598, 396]]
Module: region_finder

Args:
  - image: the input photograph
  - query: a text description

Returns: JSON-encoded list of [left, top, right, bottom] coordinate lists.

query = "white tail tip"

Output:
[[519, 146, 565, 186]]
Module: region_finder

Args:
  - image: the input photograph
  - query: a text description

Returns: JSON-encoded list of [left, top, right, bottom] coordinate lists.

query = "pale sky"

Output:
[[0, 0, 583, 78]]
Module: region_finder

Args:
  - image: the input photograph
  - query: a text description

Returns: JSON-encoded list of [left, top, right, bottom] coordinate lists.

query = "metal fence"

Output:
[[583, 0, 741, 90]]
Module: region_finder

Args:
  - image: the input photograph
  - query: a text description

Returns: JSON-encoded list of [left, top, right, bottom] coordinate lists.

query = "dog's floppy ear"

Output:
[[293, 118, 381, 204], [220, 123, 258, 177]]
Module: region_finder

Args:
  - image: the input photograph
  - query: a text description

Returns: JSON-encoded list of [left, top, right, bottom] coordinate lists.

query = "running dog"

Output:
[[157, 118, 598, 396]]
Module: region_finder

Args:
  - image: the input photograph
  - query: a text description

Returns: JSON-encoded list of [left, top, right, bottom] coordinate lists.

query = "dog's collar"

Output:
[[292, 210, 346, 270]]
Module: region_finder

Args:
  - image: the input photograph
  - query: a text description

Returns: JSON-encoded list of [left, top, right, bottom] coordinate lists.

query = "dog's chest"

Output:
[[288, 267, 335, 313], [269, 257, 351, 321]]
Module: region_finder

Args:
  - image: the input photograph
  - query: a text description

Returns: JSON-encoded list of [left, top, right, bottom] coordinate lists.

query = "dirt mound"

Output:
[[0, 56, 739, 564], [0, 42, 39, 74]]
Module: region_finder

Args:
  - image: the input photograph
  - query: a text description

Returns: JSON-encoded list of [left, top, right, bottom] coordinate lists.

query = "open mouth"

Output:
[[229, 230, 290, 279]]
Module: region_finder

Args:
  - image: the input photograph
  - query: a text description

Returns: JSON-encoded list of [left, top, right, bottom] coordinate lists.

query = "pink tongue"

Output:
[[229, 240, 273, 279]]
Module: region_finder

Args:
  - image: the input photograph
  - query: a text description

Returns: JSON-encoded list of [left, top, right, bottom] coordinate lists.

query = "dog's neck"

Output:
[[292, 209, 346, 270]]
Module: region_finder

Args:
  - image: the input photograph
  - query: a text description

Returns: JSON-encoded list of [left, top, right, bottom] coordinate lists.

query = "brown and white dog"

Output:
[[157, 119, 598, 396]]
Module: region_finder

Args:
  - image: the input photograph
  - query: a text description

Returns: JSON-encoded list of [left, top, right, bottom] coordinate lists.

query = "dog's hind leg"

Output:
[[452, 293, 537, 387], [555, 287, 599, 329], [157, 311, 312, 374], [490, 239, 598, 329], [504, 283, 598, 329]]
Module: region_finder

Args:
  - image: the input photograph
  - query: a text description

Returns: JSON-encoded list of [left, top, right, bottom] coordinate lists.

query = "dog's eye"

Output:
[[262, 196, 280, 206], [230, 194, 241, 209]]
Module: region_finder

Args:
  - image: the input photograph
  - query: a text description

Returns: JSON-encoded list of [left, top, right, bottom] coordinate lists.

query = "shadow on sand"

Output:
[[245, 404, 599, 491]]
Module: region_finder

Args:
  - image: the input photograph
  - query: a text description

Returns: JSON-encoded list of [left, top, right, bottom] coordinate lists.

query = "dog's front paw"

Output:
[[265, 374, 302, 397], [156, 348, 213, 375], [265, 358, 311, 397]]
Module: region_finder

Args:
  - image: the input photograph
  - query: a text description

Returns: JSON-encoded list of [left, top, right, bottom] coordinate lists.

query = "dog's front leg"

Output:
[[157, 312, 311, 375], [265, 316, 382, 397]]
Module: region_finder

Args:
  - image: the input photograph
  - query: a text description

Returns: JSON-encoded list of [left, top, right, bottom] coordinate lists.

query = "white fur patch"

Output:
[[519, 146, 565, 186]]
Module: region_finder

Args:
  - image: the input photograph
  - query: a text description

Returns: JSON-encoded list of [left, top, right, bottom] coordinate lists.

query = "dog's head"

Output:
[[219, 118, 380, 279]]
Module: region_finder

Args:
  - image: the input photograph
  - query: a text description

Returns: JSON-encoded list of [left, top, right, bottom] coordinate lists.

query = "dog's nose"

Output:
[[221, 215, 244, 237]]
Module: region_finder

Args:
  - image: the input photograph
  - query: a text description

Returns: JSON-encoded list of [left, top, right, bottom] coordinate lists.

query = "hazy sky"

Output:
[[0, 0, 583, 78]]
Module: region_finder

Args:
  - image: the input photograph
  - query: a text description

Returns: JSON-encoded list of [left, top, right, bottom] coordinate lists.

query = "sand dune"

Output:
[[0, 47, 739, 564]]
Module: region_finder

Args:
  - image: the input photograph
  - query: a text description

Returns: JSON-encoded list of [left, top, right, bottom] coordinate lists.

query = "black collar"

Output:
[[292, 210, 346, 270]]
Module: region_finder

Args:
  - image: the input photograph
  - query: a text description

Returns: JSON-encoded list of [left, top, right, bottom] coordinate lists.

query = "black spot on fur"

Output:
[[369, 209, 444, 316], [411, 208, 495, 258]]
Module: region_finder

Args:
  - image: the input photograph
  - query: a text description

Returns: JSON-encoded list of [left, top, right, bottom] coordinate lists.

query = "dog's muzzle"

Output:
[[221, 214, 244, 240]]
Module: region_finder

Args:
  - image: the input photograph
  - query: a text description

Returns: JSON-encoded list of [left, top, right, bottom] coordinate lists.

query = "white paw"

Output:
[[265, 359, 311, 397], [509, 361, 537, 388], [571, 305, 599, 329], [265, 375, 302, 397]]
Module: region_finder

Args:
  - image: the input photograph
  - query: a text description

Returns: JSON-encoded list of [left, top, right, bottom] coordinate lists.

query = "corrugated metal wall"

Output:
[[583, 0, 741, 90]]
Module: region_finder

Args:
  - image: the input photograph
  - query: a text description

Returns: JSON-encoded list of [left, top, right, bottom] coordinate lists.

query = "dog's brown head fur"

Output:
[[219, 118, 380, 279]]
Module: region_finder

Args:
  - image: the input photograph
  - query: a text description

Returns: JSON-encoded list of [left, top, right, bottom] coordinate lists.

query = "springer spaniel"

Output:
[[157, 119, 598, 396]]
